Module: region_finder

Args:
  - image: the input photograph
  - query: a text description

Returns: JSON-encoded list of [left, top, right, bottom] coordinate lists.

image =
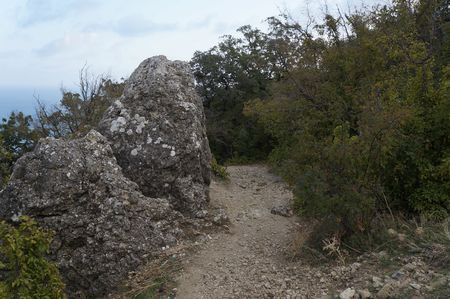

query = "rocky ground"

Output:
[[120, 165, 449, 299], [174, 165, 449, 299]]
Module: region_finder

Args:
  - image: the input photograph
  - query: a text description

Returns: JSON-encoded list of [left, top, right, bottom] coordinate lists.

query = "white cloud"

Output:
[[86, 16, 178, 37], [0, 0, 385, 89], [35, 32, 100, 56]]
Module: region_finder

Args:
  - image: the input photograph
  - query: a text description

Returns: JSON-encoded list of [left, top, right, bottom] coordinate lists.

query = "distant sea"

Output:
[[0, 86, 60, 120]]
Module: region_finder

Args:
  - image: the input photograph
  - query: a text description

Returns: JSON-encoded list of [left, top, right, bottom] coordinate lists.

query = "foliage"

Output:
[[211, 157, 229, 180], [0, 112, 40, 188], [35, 67, 124, 138], [190, 22, 296, 162], [201, 0, 450, 248], [0, 138, 13, 188], [131, 278, 168, 299], [0, 68, 124, 188], [120, 252, 181, 299], [0, 216, 66, 298], [350, 216, 450, 271]]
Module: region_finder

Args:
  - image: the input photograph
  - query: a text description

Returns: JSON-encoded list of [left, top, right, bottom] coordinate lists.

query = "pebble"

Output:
[[391, 270, 404, 280], [358, 289, 373, 299], [377, 282, 397, 299], [173, 166, 445, 299], [339, 287, 355, 299], [372, 276, 384, 288]]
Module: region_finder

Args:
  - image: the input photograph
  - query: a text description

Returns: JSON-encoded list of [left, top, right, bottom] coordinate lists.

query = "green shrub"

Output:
[[243, 0, 450, 252], [382, 87, 450, 219], [292, 124, 378, 238], [0, 216, 66, 299], [211, 157, 229, 180]]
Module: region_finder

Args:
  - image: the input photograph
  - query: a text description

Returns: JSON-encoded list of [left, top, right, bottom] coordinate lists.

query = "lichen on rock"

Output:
[[0, 56, 213, 297], [0, 130, 183, 298], [99, 55, 212, 217]]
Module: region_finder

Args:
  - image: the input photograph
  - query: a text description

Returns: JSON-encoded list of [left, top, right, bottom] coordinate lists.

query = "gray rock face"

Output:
[[0, 131, 182, 298], [98, 55, 212, 217]]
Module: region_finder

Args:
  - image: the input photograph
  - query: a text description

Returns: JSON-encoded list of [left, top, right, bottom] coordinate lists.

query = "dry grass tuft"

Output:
[[109, 244, 189, 299]]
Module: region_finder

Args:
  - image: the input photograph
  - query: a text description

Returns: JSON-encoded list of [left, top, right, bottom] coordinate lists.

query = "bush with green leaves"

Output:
[[211, 157, 229, 180], [0, 216, 66, 299], [243, 0, 450, 248], [0, 112, 40, 188]]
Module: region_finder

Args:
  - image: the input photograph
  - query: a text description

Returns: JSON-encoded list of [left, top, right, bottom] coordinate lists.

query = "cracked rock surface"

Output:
[[0, 56, 213, 298], [98, 55, 211, 217], [0, 131, 183, 298]]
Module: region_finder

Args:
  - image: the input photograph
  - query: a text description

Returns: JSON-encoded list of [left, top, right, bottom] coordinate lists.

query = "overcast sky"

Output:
[[0, 0, 383, 117]]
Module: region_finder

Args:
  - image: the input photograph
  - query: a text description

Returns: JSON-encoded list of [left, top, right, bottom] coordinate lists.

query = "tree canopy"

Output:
[[192, 0, 450, 242]]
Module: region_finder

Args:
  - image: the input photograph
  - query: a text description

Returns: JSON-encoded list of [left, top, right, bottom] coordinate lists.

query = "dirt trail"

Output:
[[175, 165, 318, 299], [173, 165, 450, 299]]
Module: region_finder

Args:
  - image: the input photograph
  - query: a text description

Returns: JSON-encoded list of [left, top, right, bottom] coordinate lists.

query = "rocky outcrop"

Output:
[[98, 56, 211, 217], [0, 131, 182, 298], [0, 56, 212, 297]]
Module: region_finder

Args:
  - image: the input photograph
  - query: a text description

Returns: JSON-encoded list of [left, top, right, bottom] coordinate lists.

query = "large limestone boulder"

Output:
[[98, 56, 212, 217], [0, 131, 182, 298]]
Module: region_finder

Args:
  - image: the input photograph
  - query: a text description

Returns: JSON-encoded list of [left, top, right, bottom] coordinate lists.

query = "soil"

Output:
[[173, 165, 450, 299], [175, 165, 326, 298]]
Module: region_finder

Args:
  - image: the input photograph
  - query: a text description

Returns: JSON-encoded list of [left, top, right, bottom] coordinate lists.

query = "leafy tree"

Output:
[[0, 137, 13, 188], [0, 112, 38, 158], [240, 0, 450, 245], [0, 112, 39, 188], [191, 12, 333, 163], [191, 24, 290, 162]]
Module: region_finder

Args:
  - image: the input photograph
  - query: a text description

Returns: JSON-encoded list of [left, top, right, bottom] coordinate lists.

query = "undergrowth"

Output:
[[129, 257, 179, 299], [211, 157, 229, 180], [290, 215, 450, 269], [110, 244, 187, 299], [0, 216, 66, 299]]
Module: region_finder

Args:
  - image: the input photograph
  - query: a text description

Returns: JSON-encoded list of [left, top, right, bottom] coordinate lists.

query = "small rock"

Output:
[[409, 283, 421, 290], [404, 263, 416, 271], [350, 262, 361, 273], [387, 228, 397, 236], [339, 287, 355, 299], [377, 282, 397, 299], [391, 270, 405, 280], [331, 271, 338, 279], [398, 233, 406, 242], [211, 208, 229, 225], [270, 205, 293, 217], [372, 276, 384, 289], [358, 289, 373, 299], [415, 227, 424, 236]]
